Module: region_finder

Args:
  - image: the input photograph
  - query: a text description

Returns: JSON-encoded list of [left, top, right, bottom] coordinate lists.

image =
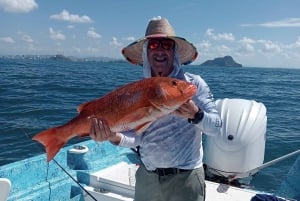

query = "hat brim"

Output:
[[122, 35, 198, 66]]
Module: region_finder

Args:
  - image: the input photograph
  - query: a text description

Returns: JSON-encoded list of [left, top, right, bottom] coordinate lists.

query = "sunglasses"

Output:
[[147, 39, 175, 50]]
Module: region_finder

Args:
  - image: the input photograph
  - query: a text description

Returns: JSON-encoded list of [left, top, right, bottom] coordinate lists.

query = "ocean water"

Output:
[[0, 58, 299, 198]]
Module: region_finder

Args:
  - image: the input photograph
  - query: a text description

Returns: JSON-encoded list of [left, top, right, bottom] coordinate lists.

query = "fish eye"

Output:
[[172, 80, 177, 86]]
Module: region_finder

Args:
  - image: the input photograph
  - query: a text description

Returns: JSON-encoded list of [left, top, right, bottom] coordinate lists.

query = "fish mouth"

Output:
[[183, 85, 197, 100], [184, 84, 197, 97]]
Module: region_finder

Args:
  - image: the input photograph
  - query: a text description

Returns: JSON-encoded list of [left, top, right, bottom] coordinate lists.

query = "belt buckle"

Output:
[[157, 168, 166, 176], [155, 168, 178, 176]]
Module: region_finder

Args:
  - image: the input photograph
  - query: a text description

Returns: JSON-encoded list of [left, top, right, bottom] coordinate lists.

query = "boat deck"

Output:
[[1, 141, 295, 201], [83, 162, 286, 201]]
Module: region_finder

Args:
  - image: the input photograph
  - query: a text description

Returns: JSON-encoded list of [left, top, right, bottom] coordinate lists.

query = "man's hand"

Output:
[[89, 117, 120, 144], [174, 100, 199, 119]]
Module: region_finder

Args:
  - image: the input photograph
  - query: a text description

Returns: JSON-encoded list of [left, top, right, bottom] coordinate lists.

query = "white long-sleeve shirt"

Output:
[[119, 70, 222, 171]]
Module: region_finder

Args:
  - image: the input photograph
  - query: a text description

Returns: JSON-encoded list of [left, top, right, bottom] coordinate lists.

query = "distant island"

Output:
[[200, 56, 242, 67], [0, 54, 124, 62]]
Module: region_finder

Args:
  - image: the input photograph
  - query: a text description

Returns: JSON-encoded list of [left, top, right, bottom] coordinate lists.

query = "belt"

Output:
[[152, 168, 189, 176]]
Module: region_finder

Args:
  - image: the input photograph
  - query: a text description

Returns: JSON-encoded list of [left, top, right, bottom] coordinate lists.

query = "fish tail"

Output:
[[32, 127, 66, 162]]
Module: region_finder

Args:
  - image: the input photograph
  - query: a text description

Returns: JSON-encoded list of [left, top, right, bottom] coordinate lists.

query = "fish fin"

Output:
[[134, 122, 153, 134], [32, 127, 66, 162], [77, 102, 89, 113]]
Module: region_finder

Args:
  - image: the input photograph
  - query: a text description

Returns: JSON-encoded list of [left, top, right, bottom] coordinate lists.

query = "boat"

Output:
[[0, 98, 298, 201]]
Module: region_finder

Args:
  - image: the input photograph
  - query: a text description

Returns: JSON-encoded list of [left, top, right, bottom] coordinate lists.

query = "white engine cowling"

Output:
[[203, 98, 267, 179]]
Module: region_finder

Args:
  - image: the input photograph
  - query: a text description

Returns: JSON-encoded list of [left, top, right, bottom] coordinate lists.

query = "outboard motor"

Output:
[[204, 98, 267, 185]]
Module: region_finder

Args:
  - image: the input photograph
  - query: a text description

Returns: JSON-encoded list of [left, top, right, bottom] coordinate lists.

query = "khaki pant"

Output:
[[134, 165, 206, 201]]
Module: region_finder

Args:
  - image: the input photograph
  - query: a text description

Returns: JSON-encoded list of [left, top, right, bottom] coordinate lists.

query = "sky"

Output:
[[0, 0, 299, 68]]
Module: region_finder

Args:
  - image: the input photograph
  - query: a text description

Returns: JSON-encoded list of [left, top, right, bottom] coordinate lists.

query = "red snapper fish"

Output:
[[32, 77, 197, 162]]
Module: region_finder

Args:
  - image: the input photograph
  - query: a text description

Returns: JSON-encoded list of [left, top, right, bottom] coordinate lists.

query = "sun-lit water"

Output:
[[0, 58, 299, 198]]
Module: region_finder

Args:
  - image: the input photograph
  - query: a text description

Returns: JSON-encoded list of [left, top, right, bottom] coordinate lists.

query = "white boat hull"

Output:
[[83, 162, 286, 201]]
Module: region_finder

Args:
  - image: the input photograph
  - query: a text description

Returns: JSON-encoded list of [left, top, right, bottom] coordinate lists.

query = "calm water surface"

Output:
[[0, 59, 299, 198]]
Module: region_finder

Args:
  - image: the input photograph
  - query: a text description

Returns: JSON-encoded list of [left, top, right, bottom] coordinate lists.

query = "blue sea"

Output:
[[0, 58, 299, 198]]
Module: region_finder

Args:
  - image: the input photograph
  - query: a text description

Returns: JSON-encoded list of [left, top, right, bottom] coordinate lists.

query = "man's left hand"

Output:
[[174, 100, 199, 119]]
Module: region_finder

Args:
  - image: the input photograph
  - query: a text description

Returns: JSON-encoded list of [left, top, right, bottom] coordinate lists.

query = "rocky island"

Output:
[[200, 56, 242, 67]]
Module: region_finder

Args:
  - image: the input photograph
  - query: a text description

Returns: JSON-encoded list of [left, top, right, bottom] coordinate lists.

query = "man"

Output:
[[90, 16, 222, 201]]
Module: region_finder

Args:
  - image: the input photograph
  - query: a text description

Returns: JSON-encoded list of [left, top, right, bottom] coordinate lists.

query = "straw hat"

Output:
[[122, 17, 198, 66]]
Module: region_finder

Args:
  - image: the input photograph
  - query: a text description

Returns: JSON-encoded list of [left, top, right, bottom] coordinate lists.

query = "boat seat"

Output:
[[84, 162, 137, 200], [0, 178, 11, 201]]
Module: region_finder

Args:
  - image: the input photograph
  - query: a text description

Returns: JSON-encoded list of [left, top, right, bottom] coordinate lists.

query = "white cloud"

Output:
[[109, 37, 122, 47], [216, 44, 231, 54], [0, 37, 15, 43], [296, 36, 300, 47], [218, 33, 235, 41], [27, 43, 37, 51], [49, 28, 65, 41], [0, 0, 38, 13], [238, 43, 255, 54], [196, 40, 211, 51], [87, 27, 101, 39], [21, 34, 33, 43], [205, 28, 235, 41], [50, 9, 93, 23], [241, 18, 300, 28], [282, 36, 300, 49], [123, 36, 135, 42], [257, 40, 281, 53], [205, 28, 214, 37], [197, 26, 300, 67], [237, 37, 255, 54], [239, 37, 256, 44], [67, 25, 75, 29], [87, 47, 100, 53]]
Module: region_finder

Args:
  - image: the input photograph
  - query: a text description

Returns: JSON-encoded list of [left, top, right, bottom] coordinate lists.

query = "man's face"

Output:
[[147, 38, 175, 77]]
